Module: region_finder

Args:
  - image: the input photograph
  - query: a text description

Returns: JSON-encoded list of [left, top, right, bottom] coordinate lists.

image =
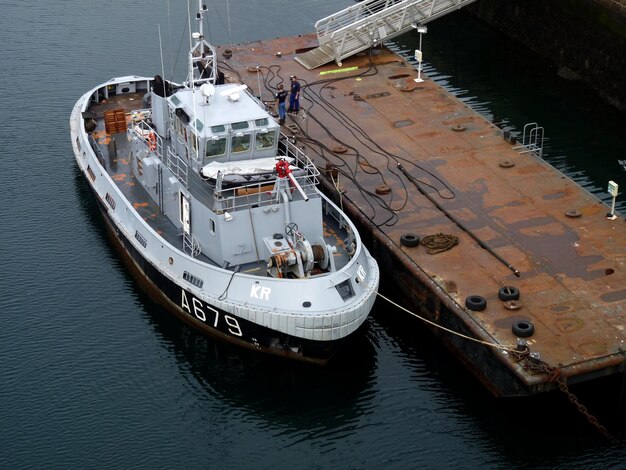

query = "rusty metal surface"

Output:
[[218, 35, 626, 394]]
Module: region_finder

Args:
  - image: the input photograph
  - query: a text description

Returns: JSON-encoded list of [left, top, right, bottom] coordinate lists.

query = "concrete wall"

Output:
[[468, 0, 626, 110]]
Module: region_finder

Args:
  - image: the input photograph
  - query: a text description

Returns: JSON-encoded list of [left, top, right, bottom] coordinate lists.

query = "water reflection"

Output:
[[153, 297, 377, 428], [373, 298, 626, 467], [390, 11, 626, 213]]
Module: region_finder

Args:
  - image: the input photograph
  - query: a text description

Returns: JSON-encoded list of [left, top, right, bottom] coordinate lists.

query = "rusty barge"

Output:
[[213, 29, 626, 397]]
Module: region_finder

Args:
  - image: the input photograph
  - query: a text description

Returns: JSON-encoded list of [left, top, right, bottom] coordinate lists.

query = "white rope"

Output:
[[376, 291, 518, 353]]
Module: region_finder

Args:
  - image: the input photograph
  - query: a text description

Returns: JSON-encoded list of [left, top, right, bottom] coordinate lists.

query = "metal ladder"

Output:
[[295, 0, 478, 70], [183, 232, 202, 258], [513, 123, 545, 159]]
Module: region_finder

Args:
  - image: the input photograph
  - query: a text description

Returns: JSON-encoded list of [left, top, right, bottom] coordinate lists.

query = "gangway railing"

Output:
[[296, 0, 478, 69]]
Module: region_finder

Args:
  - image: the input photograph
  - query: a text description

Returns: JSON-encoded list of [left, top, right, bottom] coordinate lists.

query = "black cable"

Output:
[[223, 50, 458, 228], [218, 269, 238, 301], [398, 162, 520, 277]]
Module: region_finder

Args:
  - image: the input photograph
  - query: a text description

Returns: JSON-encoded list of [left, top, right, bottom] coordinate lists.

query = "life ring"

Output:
[[512, 320, 534, 338], [148, 132, 157, 151], [498, 286, 520, 301], [400, 233, 420, 247], [465, 295, 487, 311]]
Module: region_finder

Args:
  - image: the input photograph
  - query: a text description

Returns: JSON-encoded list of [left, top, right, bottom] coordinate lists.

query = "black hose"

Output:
[[398, 163, 521, 278]]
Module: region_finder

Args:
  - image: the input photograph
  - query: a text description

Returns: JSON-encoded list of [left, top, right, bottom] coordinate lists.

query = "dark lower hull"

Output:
[[90, 193, 344, 365]]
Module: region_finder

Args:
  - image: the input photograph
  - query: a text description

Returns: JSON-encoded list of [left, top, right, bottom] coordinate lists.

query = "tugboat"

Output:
[[69, 1, 379, 364]]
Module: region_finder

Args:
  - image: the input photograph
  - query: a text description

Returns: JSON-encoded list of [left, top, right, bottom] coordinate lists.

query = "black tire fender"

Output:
[[512, 320, 534, 338], [498, 286, 520, 301], [465, 295, 487, 311], [400, 233, 420, 248]]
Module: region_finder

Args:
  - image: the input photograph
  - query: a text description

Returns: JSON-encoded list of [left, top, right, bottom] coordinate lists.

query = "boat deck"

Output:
[[217, 34, 626, 395], [87, 92, 352, 275]]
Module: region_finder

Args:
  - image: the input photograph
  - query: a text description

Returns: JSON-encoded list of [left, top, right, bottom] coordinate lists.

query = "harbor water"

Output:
[[1, 1, 625, 468]]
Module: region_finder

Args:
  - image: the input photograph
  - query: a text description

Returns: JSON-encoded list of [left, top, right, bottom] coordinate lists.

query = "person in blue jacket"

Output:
[[287, 75, 301, 114], [275, 84, 288, 124]]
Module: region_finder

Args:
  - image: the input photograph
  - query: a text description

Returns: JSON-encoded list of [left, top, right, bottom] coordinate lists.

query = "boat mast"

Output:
[[188, 0, 217, 89]]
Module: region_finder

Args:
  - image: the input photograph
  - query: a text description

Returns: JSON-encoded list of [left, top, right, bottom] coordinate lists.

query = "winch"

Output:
[[265, 224, 336, 278]]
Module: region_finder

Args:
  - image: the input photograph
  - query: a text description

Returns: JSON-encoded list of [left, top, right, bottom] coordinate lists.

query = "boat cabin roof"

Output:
[[169, 83, 277, 138]]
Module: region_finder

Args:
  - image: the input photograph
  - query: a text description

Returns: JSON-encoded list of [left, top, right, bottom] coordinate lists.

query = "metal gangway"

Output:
[[295, 0, 478, 70]]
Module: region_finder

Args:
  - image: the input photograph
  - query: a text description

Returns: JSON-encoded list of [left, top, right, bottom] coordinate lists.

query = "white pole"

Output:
[[607, 180, 619, 219], [414, 26, 427, 83], [288, 173, 309, 202], [418, 32, 422, 81], [609, 196, 616, 218]]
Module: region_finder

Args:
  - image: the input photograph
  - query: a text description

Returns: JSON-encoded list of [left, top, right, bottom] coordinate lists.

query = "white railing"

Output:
[[211, 135, 320, 213], [165, 148, 190, 188], [314, 0, 477, 66]]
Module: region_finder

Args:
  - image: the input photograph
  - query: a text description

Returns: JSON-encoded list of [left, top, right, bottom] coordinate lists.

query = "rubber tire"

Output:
[[400, 233, 420, 248], [512, 320, 534, 338], [465, 295, 487, 312], [498, 286, 520, 301]]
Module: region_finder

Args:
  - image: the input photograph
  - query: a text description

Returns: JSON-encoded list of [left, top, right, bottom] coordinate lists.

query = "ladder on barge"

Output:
[[295, 0, 478, 70]]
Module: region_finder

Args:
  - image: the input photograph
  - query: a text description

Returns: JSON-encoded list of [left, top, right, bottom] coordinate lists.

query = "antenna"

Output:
[[158, 24, 166, 96]]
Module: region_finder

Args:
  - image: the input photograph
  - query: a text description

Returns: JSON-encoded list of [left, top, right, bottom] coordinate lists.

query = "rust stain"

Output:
[[555, 317, 585, 333], [577, 341, 608, 356]]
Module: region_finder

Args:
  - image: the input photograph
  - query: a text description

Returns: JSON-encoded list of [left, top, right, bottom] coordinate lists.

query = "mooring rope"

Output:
[[420, 233, 459, 254], [377, 291, 620, 442], [376, 291, 517, 352]]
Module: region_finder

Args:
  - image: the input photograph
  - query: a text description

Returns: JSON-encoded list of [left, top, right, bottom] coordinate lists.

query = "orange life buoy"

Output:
[[148, 132, 157, 151]]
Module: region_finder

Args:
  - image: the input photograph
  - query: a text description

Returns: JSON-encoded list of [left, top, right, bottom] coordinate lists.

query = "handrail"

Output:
[[210, 135, 320, 213], [314, 0, 477, 65]]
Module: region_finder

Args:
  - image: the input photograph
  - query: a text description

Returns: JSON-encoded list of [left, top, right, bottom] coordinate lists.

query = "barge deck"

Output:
[[215, 34, 626, 396]]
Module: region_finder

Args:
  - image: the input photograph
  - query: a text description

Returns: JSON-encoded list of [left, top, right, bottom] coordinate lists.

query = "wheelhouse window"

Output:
[[175, 118, 186, 143], [231, 133, 250, 153], [191, 132, 199, 157], [205, 137, 226, 160], [255, 130, 275, 150], [231, 121, 249, 131]]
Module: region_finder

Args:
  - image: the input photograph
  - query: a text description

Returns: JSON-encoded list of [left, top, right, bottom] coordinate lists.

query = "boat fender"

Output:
[[400, 233, 420, 247], [498, 286, 520, 301], [512, 320, 534, 338], [148, 132, 157, 152], [465, 295, 487, 311]]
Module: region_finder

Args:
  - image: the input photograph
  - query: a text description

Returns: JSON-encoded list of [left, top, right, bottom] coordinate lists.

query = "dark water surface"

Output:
[[1, 2, 625, 469]]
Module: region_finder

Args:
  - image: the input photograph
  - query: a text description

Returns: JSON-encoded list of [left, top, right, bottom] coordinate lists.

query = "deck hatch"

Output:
[[335, 279, 354, 301], [183, 271, 204, 288]]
